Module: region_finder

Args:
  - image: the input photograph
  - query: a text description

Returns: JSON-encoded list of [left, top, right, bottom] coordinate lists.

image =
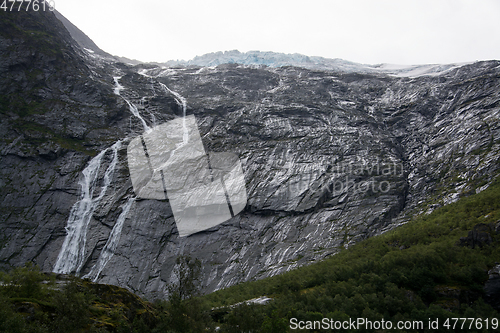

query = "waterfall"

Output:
[[113, 76, 124, 95], [159, 82, 188, 144], [54, 74, 190, 277], [124, 99, 151, 133], [136, 71, 188, 142], [113, 76, 151, 133], [83, 197, 135, 281], [54, 75, 159, 276], [53, 141, 121, 274]]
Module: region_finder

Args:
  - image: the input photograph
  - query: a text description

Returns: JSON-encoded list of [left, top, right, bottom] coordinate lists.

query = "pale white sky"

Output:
[[55, 0, 500, 65]]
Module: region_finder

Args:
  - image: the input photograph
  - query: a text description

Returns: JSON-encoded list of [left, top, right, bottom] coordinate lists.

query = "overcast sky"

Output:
[[55, 0, 500, 65]]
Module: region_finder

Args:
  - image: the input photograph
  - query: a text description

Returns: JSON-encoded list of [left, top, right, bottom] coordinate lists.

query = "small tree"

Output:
[[165, 256, 213, 332], [50, 278, 92, 333], [9, 262, 44, 298], [168, 255, 202, 301]]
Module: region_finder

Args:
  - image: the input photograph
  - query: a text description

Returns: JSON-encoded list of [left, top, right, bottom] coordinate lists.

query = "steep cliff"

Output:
[[0, 9, 499, 300]]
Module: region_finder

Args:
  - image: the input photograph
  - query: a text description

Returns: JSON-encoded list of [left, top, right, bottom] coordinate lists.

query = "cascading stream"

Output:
[[113, 76, 124, 95], [71, 76, 158, 278], [159, 82, 188, 144], [114, 76, 151, 133], [53, 141, 121, 274], [55, 72, 191, 278], [137, 69, 188, 144], [54, 77, 150, 275], [83, 197, 135, 281]]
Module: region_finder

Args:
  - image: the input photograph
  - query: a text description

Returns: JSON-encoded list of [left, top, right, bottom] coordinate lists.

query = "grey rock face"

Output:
[[1, 9, 500, 301]]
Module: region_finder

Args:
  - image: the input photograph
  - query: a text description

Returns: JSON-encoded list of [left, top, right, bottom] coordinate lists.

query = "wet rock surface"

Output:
[[1, 9, 500, 300]]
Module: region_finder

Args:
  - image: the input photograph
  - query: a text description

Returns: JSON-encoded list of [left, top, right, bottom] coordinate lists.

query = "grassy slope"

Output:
[[203, 177, 500, 331]]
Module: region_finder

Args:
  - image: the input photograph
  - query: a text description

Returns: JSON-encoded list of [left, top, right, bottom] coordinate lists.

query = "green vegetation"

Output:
[[0, 258, 215, 333], [1, 179, 500, 332], [203, 177, 500, 332]]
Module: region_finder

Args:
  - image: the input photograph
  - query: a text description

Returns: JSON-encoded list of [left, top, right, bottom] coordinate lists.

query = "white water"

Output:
[[113, 76, 151, 133], [76, 77, 149, 278], [113, 76, 124, 95], [125, 99, 151, 133], [159, 82, 189, 144], [55, 73, 190, 277], [136, 71, 188, 142], [83, 197, 135, 281], [53, 141, 122, 274], [54, 75, 159, 276]]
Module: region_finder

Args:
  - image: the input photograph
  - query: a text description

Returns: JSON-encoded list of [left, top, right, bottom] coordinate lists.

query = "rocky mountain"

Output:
[[1, 9, 499, 301]]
